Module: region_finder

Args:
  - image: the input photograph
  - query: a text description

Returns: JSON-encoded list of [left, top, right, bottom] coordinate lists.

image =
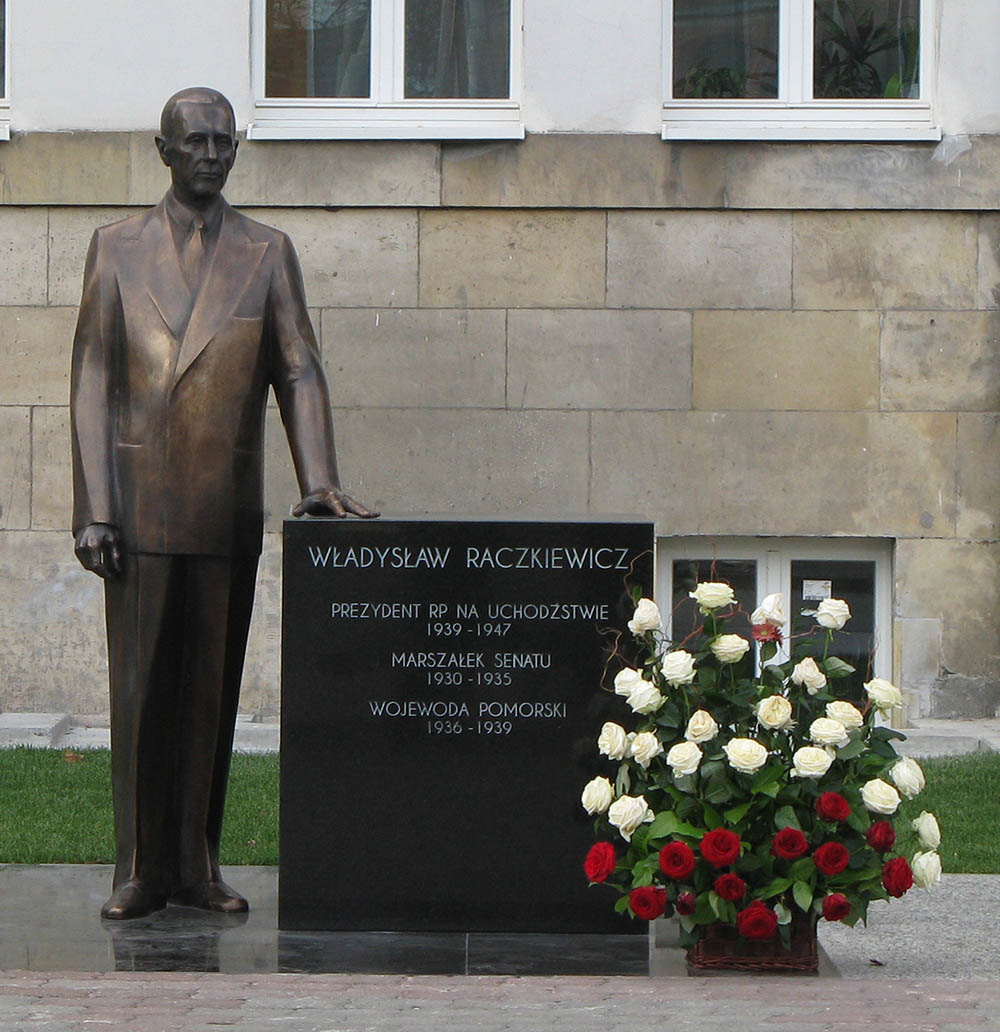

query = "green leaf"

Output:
[[648, 811, 705, 840], [837, 736, 866, 760], [724, 800, 753, 825], [789, 857, 816, 881], [702, 804, 723, 830], [822, 657, 856, 678], [698, 665, 718, 688], [760, 641, 778, 663], [774, 805, 802, 831], [709, 891, 724, 920], [678, 914, 696, 934], [792, 880, 813, 912], [760, 876, 794, 899], [614, 894, 631, 914]]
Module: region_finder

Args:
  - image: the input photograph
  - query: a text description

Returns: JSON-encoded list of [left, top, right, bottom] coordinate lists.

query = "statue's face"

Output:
[[157, 100, 237, 206]]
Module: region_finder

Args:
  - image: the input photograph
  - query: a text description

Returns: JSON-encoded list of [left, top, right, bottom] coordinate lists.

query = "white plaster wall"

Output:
[[934, 0, 1000, 135], [7, 0, 1000, 135]]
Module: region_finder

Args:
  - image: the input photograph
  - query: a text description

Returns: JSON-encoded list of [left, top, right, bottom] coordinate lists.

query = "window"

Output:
[[662, 0, 938, 140], [657, 538, 894, 710], [249, 0, 523, 140]]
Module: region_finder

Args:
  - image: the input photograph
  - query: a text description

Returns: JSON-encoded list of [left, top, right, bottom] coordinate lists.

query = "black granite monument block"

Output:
[[280, 517, 654, 932]]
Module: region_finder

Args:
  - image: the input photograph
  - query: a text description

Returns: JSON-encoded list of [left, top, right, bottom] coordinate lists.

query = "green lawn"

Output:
[[0, 747, 995, 872], [0, 747, 278, 865]]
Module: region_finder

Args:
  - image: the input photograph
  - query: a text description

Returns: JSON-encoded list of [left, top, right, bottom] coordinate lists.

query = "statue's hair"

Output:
[[159, 88, 236, 138]]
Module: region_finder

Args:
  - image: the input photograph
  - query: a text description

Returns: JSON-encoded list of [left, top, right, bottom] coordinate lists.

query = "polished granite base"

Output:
[[0, 865, 653, 976]]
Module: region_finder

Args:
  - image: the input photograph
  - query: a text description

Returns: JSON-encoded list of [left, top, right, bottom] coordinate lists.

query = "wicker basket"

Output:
[[686, 912, 819, 974]]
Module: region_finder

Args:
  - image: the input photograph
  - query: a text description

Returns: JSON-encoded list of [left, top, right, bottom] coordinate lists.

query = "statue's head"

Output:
[[156, 88, 238, 208]]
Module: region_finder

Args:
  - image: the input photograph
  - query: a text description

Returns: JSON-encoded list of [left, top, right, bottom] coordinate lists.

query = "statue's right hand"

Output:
[[74, 523, 122, 580]]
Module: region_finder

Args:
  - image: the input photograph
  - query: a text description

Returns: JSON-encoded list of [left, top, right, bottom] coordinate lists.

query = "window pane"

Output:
[[814, 0, 920, 99], [266, 0, 371, 98], [673, 0, 778, 99], [405, 0, 510, 99], [671, 559, 757, 644], [791, 559, 876, 703]]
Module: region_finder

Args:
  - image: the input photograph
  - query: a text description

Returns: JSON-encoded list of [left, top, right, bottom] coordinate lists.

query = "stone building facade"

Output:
[[0, 3, 997, 722]]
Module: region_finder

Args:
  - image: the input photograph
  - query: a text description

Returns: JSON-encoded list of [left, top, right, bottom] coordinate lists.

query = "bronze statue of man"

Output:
[[71, 87, 377, 920]]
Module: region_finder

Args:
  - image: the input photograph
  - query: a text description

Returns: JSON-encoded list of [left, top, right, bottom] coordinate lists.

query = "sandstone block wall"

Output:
[[0, 133, 996, 717]]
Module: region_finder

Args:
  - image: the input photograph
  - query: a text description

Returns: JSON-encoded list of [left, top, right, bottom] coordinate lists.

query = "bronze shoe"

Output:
[[101, 880, 167, 920], [169, 880, 249, 914]]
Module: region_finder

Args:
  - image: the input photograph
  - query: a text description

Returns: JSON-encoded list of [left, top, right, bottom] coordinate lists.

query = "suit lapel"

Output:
[[173, 203, 268, 386], [133, 202, 193, 342]]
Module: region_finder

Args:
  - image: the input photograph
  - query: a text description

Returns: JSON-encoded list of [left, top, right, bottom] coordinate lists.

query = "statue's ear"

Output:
[[155, 135, 170, 168]]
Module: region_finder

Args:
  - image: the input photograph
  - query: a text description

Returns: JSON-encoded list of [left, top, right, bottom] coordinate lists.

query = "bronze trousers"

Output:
[[103, 552, 259, 895]]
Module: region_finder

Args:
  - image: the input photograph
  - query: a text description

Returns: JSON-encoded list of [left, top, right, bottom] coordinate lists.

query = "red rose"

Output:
[[736, 900, 778, 940], [882, 856, 914, 898], [822, 893, 851, 922], [771, 827, 808, 860], [629, 886, 667, 921], [813, 841, 851, 876], [816, 792, 851, 822], [867, 821, 896, 853], [700, 828, 741, 867], [583, 842, 617, 883], [713, 873, 747, 902], [675, 892, 697, 916], [659, 841, 696, 880]]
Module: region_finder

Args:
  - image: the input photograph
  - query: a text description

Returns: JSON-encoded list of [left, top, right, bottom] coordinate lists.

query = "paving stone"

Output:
[[956, 414, 1000, 540], [880, 312, 1000, 411], [0, 208, 48, 305], [419, 210, 606, 308], [507, 309, 692, 410], [693, 310, 878, 410], [793, 211, 978, 310], [607, 212, 792, 310]]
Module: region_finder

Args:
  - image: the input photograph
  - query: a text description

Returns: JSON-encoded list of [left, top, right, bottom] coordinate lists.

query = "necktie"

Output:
[[181, 216, 206, 293]]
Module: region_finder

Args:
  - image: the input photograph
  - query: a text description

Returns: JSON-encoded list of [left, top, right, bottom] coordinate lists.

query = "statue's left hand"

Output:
[[292, 487, 380, 519]]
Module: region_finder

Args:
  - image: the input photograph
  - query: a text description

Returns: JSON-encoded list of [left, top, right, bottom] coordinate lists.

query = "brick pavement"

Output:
[[1, 973, 998, 1032]]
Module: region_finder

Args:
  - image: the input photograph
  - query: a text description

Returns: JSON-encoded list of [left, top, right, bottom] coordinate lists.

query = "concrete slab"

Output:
[[0, 713, 72, 748]]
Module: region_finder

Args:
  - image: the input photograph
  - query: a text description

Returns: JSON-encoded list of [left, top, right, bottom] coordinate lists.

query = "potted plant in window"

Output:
[[581, 583, 941, 973]]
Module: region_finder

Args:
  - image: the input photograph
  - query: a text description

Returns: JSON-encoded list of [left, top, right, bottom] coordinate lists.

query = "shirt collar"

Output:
[[164, 190, 224, 236]]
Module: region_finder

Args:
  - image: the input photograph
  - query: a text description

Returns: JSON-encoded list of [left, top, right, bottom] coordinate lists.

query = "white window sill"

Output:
[[662, 100, 940, 142], [0, 103, 10, 141], [248, 100, 524, 141]]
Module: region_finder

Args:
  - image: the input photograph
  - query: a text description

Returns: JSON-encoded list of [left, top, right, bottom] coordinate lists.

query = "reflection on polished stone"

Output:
[[0, 865, 650, 975]]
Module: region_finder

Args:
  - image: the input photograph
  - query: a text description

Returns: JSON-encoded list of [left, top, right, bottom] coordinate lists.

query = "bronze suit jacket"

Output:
[[71, 197, 337, 557]]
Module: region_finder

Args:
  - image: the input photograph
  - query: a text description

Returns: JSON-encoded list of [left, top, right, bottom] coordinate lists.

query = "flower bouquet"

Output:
[[581, 582, 941, 972]]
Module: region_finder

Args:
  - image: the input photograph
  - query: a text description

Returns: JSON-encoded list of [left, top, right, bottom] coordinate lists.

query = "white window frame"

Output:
[[662, 0, 939, 141], [0, 0, 10, 141], [656, 536, 893, 685], [248, 0, 524, 140]]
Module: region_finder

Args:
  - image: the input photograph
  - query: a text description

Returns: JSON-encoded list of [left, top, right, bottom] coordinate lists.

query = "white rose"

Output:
[[711, 634, 750, 664], [791, 656, 827, 694], [890, 756, 925, 799], [660, 650, 697, 687], [911, 850, 942, 890], [689, 581, 736, 613], [626, 681, 664, 715], [809, 717, 850, 749], [864, 678, 903, 712], [580, 776, 614, 815], [751, 593, 785, 627], [685, 709, 719, 744], [613, 667, 645, 698], [912, 811, 941, 850], [826, 700, 864, 730], [860, 778, 901, 815], [666, 740, 702, 776], [791, 746, 834, 778], [756, 695, 794, 730], [629, 731, 664, 770], [628, 598, 662, 635], [815, 598, 851, 630], [723, 737, 769, 775], [607, 794, 654, 841], [597, 722, 629, 760]]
